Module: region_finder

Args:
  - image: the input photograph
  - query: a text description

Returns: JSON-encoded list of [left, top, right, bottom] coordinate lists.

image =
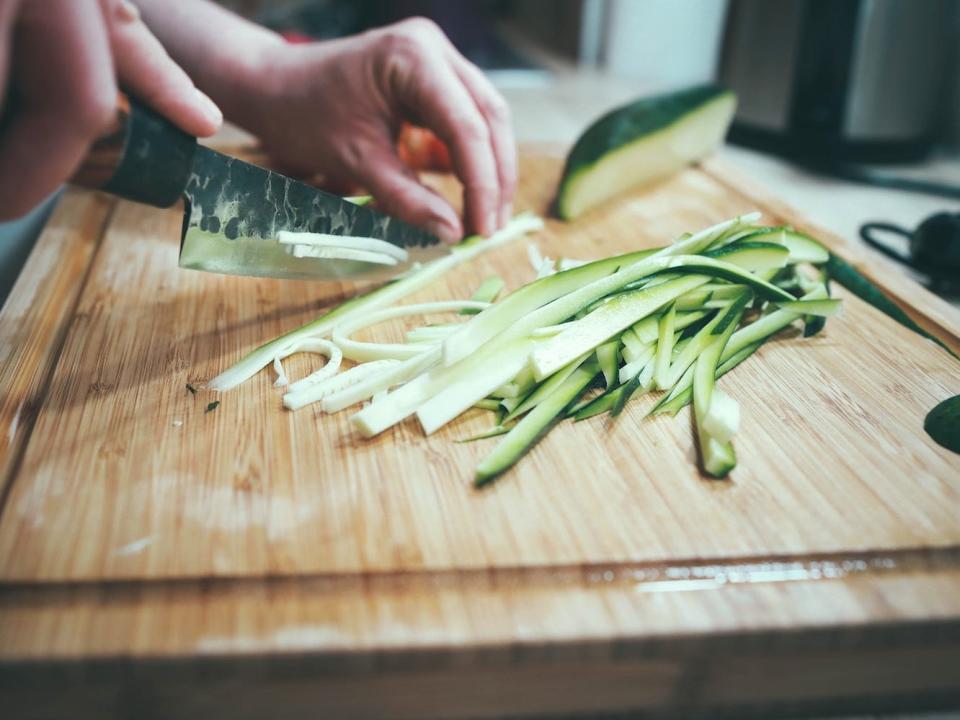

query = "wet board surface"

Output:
[[0, 146, 958, 718]]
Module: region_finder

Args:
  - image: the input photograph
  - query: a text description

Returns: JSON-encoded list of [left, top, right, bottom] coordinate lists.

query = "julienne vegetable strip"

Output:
[[206, 211, 839, 485], [207, 212, 545, 391]]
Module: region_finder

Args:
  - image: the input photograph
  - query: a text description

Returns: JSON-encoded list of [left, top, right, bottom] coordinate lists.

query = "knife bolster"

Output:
[[71, 95, 198, 208]]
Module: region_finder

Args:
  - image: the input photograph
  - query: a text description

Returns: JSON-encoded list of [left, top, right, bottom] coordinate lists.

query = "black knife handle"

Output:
[[70, 92, 197, 208]]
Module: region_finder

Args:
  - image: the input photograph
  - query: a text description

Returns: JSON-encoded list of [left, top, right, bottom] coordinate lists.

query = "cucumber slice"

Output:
[[737, 227, 829, 264], [442, 249, 657, 366], [556, 85, 736, 219], [596, 341, 620, 388], [826, 253, 957, 359], [653, 303, 676, 389], [693, 304, 746, 478], [651, 342, 762, 417], [475, 361, 599, 486], [505, 352, 591, 422], [530, 250, 789, 381], [702, 388, 740, 444], [461, 276, 505, 314], [775, 298, 842, 317]]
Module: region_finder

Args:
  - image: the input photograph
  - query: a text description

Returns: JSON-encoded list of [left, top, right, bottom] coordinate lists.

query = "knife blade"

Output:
[[70, 94, 446, 281], [178, 146, 446, 280]]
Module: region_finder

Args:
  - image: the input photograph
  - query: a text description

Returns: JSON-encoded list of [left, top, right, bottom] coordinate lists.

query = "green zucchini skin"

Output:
[[555, 85, 736, 220], [924, 395, 960, 455]]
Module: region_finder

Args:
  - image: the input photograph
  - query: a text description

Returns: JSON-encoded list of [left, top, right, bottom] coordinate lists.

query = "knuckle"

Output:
[[485, 95, 511, 123], [457, 117, 490, 146], [381, 17, 443, 57], [398, 16, 443, 38]]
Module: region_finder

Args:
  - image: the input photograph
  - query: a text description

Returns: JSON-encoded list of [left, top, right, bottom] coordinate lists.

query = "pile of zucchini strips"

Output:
[[210, 212, 839, 486]]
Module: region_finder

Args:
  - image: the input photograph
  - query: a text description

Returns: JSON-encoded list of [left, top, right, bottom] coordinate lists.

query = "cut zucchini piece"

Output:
[[693, 304, 746, 478], [461, 276, 505, 314], [475, 361, 599, 486], [596, 341, 620, 388], [653, 303, 676, 389], [556, 85, 737, 219]]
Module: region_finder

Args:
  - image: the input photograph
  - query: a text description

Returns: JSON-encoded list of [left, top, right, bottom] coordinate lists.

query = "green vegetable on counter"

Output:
[[555, 85, 737, 220]]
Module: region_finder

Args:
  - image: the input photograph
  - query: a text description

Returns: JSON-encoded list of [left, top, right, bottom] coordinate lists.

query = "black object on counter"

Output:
[[860, 213, 960, 293]]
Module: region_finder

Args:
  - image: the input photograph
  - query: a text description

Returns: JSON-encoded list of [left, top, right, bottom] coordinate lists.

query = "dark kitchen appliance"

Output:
[[719, 0, 955, 163]]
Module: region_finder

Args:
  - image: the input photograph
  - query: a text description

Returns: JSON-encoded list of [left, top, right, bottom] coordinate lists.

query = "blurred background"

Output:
[[218, 0, 960, 156], [3, 0, 959, 303]]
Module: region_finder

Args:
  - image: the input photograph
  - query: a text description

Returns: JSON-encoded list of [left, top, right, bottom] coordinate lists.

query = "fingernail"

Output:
[[499, 203, 513, 226], [426, 219, 460, 244], [194, 88, 223, 128], [485, 210, 498, 236]]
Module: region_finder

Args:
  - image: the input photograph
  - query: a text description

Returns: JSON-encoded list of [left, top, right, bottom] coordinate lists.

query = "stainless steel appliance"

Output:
[[719, 0, 955, 162]]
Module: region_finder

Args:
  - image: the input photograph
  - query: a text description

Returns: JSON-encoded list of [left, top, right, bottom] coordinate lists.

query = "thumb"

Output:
[[102, 0, 222, 137]]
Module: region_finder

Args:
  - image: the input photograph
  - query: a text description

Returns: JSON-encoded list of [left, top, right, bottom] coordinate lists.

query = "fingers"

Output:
[[379, 21, 500, 237], [101, 0, 222, 137], [0, 0, 118, 219], [448, 53, 517, 227], [349, 136, 463, 243]]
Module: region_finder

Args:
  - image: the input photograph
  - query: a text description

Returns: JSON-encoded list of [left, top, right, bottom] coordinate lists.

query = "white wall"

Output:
[[601, 0, 730, 92]]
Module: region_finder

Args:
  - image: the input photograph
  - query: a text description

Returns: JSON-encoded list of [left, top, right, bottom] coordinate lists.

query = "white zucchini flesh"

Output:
[[653, 303, 676, 390], [271, 338, 342, 389], [530, 274, 708, 381], [290, 246, 398, 266], [416, 338, 540, 435], [523, 244, 791, 381], [618, 343, 656, 385], [283, 359, 400, 411], [207, 212, 543, 392], [701, 388, 740, 444], [331, 300, 490, 362], [277, 231, 409, 262], [774, 298, 842, 317], [324, 347, 441, 414], [441, 213, 760, 367], [404, 325, 461, 343], [507, 351, 591, 422]]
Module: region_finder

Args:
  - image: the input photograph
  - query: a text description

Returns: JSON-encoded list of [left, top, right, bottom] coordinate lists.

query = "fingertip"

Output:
[[426, 217, 462, 244], [499, 202, 512, 227], [191, 88, 223, 137]]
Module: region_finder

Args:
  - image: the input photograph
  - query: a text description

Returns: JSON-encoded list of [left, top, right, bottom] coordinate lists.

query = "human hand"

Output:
[[0, 0, 223, 220], [237, 18, 517, 243]]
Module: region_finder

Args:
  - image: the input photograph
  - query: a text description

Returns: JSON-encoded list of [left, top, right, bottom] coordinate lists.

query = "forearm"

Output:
[[131, 0, 283, 131]]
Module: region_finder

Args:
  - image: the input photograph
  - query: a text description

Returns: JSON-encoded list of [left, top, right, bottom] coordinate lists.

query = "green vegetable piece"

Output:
[[461, 276, 505, 315], [693, 299, 748, 478], [205, 400, 220, 413], [556, 85, 736, 219], [596, 341, 620, 388], [826, 254, 957, 359], [457, 424, 513, 443], [475, 361, 599, 486], [344, 195, 373, 206], [924, 395, 960, 455]]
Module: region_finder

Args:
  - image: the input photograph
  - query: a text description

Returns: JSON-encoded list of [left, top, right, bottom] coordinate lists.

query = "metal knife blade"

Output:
[[178, 146, 446, 281]]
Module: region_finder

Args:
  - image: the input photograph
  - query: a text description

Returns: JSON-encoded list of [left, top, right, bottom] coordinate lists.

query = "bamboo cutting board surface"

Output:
[[1, 146, 959, 717]]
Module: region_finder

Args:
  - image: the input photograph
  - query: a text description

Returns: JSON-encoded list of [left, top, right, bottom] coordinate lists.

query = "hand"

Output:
[[238, 18, 517, 243], [0, 0, 223, 220]]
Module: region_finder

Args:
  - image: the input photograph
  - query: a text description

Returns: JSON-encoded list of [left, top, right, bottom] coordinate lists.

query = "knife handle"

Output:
[[70, 92, 198, 208]]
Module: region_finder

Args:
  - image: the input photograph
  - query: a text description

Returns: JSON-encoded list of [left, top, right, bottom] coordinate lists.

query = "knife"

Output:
[[70, 94, 445, 281]]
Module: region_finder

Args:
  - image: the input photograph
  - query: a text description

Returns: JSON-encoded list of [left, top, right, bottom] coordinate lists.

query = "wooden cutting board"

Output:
[[1, 145, 958, 719]]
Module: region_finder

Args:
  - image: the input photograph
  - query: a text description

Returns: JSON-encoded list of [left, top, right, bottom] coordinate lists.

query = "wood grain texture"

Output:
[[0, 147, 958, 718], [0, 190, 112, 500]]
